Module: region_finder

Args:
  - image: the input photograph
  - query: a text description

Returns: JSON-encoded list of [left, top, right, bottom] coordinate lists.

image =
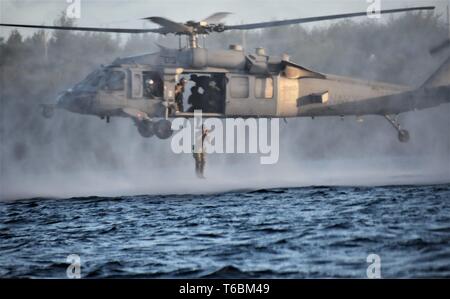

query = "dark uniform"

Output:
[[190, 74, 210, 90], [188, 86, 202, 112]]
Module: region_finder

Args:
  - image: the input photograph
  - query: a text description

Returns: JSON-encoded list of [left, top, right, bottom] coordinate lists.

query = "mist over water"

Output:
[[1, 11, 449, 200]]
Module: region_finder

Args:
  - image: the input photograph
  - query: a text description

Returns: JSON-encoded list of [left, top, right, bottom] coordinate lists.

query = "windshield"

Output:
[[73, 69, 126, 92], [73, 69, 104, 92], [104, 70, 125, 91]]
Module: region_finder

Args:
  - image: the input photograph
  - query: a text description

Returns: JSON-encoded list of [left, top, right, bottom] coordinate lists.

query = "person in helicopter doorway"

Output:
[[187, 86, 203, 112], [144, 79, 156, 98], [192, 125, 213, 179], [204, 80, 221, 113], [190, 74, 210, 90], [143, 73, 164, 98], [174, 78, 187, 112]]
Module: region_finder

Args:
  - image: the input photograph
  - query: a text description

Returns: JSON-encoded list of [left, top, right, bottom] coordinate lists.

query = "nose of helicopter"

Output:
[[56, 89, 96, 114], [56, 90, 71, 108]]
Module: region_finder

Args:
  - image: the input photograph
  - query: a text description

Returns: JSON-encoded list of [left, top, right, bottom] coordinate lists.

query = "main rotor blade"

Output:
[[202, 12, 232, 24], [0, 23, 162, 34], [224, 6, 435, 31], [143, 17, 193, 34]]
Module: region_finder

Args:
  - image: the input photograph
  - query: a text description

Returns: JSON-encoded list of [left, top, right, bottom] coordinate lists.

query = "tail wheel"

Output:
[[398, 130, 410, 143], [385, 115, 411, 143], [154, 119, 173, 140], [137, 120, 154, 138]]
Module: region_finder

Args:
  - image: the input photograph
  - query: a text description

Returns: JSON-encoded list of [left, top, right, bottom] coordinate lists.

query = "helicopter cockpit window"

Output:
[[74, 70, 103, 91], [84, 71, 102, 86], [255, 77, 273, 99], [88, 75, 101, 88], [105, 71, 125, 91]]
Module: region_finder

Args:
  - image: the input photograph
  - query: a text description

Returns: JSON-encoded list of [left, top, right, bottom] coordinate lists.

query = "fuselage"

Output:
[[56, 46, 415, 120]]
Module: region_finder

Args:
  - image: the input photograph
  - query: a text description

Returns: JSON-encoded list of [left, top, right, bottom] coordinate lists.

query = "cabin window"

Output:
[[105, 71, 125, 91], [255, 77, 273, 99], [297, 91, 329, 106], [143, 71, 163, 98], [230, 76, 249, 98]]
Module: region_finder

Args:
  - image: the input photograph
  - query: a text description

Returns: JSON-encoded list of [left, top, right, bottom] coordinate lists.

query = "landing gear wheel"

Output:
[[398, 130, 410, 143], [137, 120, 154, 138], [42, 106, 54, 119], [154, 119, 173, 140], [384, 115, 410, 143]]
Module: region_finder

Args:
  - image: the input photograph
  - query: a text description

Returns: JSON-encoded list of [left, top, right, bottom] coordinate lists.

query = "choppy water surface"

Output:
[[0, 184, 449, 278]]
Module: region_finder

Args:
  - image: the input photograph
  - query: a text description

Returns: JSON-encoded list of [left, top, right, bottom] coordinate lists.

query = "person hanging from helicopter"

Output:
[[192, 125, 214, 179], [174, 78, 187, 112]]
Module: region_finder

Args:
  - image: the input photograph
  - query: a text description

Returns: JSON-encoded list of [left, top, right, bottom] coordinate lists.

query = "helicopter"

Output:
[[1, 6, 449, 142]]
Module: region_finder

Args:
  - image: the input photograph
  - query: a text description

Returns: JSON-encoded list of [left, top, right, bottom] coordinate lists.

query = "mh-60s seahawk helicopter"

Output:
[[2, 6, 450, 142]]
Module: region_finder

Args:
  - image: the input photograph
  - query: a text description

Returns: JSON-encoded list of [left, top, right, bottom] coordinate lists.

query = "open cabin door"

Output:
[[225, 74, 277, 117], [162, 68, 184, 118], [124, 69, 166, 116], [174, 72, 227, 118]]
